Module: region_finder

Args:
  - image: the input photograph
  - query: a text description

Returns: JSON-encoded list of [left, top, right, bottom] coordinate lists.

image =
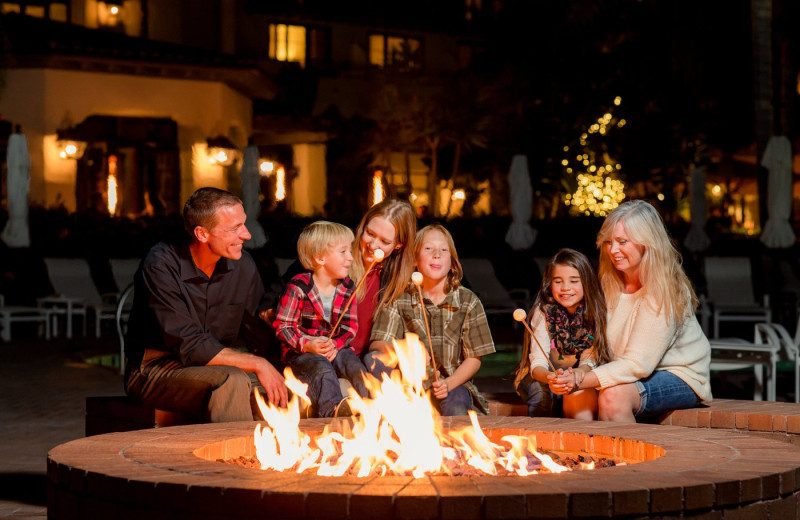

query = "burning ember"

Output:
[[251, 334, 610, 478]]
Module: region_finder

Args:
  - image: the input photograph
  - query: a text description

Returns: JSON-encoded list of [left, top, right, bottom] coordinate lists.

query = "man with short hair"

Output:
[[124, 187, 288, 422]]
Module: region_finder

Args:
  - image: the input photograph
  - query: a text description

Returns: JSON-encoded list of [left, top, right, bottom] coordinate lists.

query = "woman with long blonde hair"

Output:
[[349, 199, 417, 358], [551, 200, 711, 422]]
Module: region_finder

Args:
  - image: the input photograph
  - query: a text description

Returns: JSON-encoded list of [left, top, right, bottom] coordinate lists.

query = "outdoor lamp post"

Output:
[[206, 136, 239, 166]]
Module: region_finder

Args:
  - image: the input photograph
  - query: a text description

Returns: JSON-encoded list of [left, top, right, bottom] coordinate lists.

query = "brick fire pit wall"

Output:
[[48, 406, 800, 519]]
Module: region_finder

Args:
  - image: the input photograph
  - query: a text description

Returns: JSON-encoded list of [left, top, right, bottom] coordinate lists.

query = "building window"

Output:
[[1, 1, 68, 21], [268, 24, 329, 68], [464, 0, 482, 21], [369, 34, 422, 70], [269, 24, 307, 67]]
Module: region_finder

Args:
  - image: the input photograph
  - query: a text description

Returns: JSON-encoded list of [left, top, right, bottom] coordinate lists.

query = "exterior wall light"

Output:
[[206, 136, 239, 166], [98, 1, 124, 26], [56, 127, 87, 160]]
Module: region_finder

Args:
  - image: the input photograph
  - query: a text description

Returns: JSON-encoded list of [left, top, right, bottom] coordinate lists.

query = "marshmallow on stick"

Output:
[[513, 308, 557, 372], [328, 248, 385, 340], [411, 271, 438, 379]]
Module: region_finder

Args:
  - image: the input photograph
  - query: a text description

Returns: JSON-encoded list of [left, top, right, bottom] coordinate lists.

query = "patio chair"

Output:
[[703, 256, 771, 338], [460, 258, 530, 316], [109, 258, 140, 293], [764, 315, 800, 403], [116, 283, 134, 375], [0, 294, 52, 342], [38, 258, 118, 338], [709, 323, 781, 401]]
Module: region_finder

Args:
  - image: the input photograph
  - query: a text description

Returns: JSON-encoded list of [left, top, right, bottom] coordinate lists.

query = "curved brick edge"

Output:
[[661, 398, 800, 438], [48, 417, 800, 519]]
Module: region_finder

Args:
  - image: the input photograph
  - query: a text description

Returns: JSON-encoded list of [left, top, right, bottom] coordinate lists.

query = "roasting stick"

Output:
[[512, 308, 557, 372], [328, 249, 385, 340], [411, 271, 438, 381]]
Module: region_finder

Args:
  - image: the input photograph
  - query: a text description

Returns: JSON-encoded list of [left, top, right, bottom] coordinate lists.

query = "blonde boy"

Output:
[[273, 221, 368, 417]]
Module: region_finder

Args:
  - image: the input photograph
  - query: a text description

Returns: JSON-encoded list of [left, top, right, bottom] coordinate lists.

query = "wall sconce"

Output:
[[56, 127, 87, 160], [206, 135, 238, 166], [98, 0, 124, 26], [259, 159, 275, 176]]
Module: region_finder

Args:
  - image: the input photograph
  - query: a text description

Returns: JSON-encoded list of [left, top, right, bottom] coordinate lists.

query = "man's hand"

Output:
[[208, 348, 288, 408], [256, 360, 288, 408]]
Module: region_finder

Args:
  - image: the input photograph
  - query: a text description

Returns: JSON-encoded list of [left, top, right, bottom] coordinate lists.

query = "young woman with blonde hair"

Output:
[[551, 200, 712, 422], [350, 200, 418, 376]]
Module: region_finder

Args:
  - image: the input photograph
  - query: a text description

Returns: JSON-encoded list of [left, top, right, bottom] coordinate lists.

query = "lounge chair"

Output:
[[460, 258, 530, 316], [0, 294, 52, 342], [703, 256, 771, 338], [38, 258, 118, 338]]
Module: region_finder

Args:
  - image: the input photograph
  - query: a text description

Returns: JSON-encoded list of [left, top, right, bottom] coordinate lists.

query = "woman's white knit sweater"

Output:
[[591, 291, 712, 402]]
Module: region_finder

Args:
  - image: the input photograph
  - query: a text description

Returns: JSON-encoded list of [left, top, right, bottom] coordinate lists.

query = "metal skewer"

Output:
[[411, 271, 438, 380], [512, 308, 557, 372], [328, 248, 385, 340]]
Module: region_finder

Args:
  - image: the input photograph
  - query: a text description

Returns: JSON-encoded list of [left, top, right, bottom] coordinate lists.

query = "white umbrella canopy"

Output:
[[240, 144, 268, 249], [760, 135, 795, 249], [504, 154, 537, 250], [1, 130, 31, 248], [683, 167, 710, 253]]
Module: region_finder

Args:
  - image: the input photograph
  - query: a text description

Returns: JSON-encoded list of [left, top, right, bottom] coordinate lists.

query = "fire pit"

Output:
[[48, 415, 800, 519]]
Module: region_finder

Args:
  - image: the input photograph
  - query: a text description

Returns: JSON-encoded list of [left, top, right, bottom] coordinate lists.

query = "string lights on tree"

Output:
[[562, 96, 627, 217]]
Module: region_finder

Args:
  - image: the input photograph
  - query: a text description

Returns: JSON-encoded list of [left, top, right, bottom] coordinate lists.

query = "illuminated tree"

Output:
[[562, 97, 627, 217]]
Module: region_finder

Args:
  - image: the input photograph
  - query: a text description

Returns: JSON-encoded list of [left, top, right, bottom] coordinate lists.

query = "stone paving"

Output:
[[0, 334, 122, 519]]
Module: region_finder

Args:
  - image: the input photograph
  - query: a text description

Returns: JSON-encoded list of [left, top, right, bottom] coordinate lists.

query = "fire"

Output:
[[253, 333, 575, 477]]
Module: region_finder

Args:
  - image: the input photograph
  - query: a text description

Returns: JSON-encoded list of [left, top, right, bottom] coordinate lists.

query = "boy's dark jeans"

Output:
[[285, 348, 369, 418]]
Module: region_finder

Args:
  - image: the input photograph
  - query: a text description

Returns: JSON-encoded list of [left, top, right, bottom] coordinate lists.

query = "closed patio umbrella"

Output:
[[240, 144, 267, 249], [760, 135, 795, 248], [1, 128, 31, 248], [504, 154, 536, 250], [683, 167, 710, 252]]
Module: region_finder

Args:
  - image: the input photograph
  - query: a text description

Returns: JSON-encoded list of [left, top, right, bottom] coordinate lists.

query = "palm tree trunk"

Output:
[[426, 136, 439, 217], [751, 0, 774, 229]]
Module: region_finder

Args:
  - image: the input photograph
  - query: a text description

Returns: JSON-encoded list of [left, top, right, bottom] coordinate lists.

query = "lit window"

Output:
[[369, 35, 384, 66], [3, 2, 69, 21], [465, 0, 482, 21], [1, 3, 21, 14], [24, 4, 44, 17], [369, 34, 421, 69], [269, 24, 307, 67], [49, 2, 67, 21]]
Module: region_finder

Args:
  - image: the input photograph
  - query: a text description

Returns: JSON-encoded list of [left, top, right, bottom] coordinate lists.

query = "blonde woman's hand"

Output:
[[547, 368, 572, 395]]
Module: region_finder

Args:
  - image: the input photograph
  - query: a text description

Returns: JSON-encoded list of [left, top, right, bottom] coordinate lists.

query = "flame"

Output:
[[107, 155, 118, 216], [276, 167, 286, 201], [254, 333, 573, 477], [372, 170, 384, 205]]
